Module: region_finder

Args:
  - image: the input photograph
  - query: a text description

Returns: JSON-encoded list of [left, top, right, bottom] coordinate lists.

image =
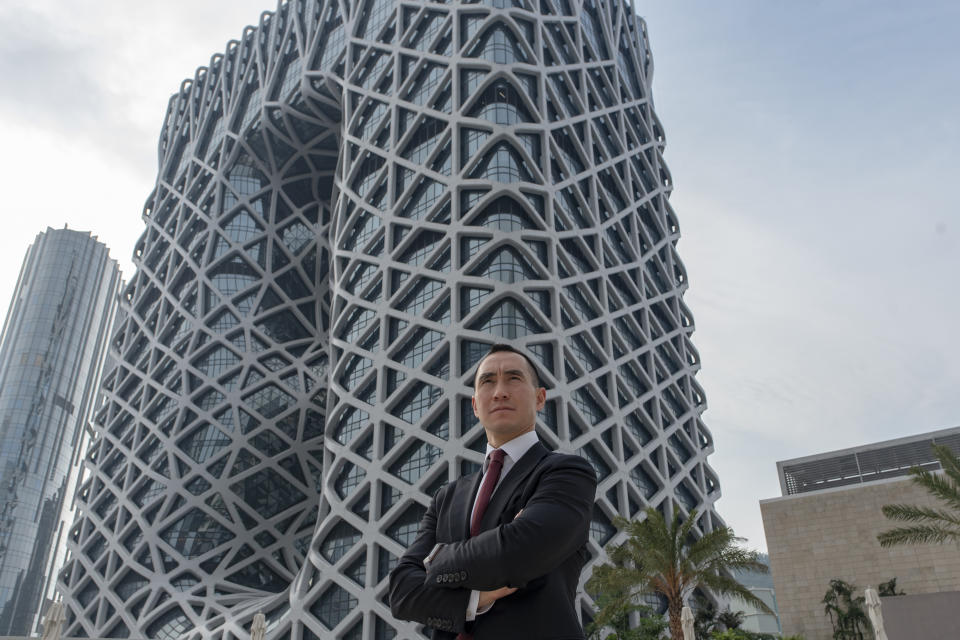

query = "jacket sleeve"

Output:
[[424, 455, 596, 591], [388, 487, 471, 634]]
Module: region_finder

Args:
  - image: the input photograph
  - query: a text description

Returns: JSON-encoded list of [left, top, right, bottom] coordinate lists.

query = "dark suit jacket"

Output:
[[389, 441, 597, 639]]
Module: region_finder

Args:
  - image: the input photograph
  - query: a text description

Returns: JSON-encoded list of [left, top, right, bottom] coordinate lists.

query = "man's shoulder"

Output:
[[432, 470, 479, 502], [538, 449, 596, 478]]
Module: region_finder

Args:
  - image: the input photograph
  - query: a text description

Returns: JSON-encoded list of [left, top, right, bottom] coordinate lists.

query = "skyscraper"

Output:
[[60, 1, 721, 638], [0, 227, 120, 636]]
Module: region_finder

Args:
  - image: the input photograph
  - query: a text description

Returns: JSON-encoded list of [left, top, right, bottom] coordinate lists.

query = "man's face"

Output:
[[472, 351, 546, 447]]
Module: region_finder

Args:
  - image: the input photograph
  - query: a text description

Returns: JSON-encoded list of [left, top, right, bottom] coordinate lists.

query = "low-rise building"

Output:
[[761, 426, 960, 639]]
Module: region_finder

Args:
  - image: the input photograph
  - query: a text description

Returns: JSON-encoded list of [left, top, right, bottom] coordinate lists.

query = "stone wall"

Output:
[[760, 476, 960, 639]]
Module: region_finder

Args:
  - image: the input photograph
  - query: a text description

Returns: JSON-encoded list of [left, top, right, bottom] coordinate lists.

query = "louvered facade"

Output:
[[58, 0, 721, 638]]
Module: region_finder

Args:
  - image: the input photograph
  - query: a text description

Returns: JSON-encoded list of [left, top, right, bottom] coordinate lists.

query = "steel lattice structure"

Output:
[[59, 0, 721, 638]]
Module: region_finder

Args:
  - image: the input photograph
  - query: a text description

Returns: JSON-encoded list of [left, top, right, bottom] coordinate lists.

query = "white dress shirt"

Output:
[[464, 429, 540, 620]]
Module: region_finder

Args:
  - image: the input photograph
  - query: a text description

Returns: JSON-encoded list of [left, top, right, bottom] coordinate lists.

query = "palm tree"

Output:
[[822, 579, 869, 640], [586, 507, 772, 640], [877, 443, 960, 547]]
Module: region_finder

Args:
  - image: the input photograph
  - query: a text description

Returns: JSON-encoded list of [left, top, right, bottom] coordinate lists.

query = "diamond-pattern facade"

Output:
[[60, 0, 721, 638]]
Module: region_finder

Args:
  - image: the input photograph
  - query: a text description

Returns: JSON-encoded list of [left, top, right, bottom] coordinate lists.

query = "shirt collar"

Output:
[[485, 429, 539, 468]]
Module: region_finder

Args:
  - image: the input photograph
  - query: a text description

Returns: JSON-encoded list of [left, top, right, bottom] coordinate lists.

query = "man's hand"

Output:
[[477, 587, 517, 610]]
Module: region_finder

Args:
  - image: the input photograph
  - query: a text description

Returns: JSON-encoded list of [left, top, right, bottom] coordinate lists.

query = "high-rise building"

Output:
[[59, 1, 721, 638], [0, 227, 120, 636]]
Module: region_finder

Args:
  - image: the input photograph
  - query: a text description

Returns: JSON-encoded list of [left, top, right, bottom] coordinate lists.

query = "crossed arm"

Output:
[[388, 456, 596, 631]]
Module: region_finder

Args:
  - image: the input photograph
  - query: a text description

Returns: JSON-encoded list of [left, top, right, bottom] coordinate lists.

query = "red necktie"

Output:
[[471, 448, 506, 537], [458, 448, 506, 640]]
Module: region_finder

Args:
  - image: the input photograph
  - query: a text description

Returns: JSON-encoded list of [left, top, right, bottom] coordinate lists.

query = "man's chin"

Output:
[[484, 412, 519, 427], [483, 422, 534, 443]]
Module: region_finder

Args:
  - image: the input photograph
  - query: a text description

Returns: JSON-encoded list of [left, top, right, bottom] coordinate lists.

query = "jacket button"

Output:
[[460, 571, 467, 580], [435, 576, 442, 584]]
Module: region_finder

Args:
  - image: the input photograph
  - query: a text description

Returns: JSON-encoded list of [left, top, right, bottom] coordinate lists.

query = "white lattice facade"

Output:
[[59, 0, 721, 638]]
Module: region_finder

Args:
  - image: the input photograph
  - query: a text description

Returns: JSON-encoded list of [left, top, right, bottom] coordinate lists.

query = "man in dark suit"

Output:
[[389, 344, 597, 639]]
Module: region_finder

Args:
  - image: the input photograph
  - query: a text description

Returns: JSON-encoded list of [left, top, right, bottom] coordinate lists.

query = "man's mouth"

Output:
[[490, 407, 513, 413]]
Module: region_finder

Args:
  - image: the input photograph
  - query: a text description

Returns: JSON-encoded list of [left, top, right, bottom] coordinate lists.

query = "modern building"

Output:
[[761, 426, 960, 639], [716, 554, 780, 635], [0, 227, 120, 636], [59, 1, 722, 639]]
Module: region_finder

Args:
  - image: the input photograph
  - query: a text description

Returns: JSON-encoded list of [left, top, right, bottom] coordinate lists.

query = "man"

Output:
[[389, 344, 597, 639]]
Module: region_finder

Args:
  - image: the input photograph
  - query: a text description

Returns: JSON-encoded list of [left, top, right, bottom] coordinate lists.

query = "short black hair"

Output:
[[473, 343, 541, 389]]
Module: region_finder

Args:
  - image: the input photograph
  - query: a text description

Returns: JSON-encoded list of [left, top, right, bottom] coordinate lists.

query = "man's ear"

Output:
[[535, 387, 546, 411], [472, 394, 479, 417]]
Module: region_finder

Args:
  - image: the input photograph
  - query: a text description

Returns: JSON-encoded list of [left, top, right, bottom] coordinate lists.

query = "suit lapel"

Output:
[[450, 471, 482, 540], [478, 441, 550, 533]]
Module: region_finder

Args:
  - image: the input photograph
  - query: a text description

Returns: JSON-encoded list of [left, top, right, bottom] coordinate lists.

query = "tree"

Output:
[[878, 443, 960, 547], [822, 579, 870, 640], [715, 608, 745, 630], [586, 507, 772, 640]]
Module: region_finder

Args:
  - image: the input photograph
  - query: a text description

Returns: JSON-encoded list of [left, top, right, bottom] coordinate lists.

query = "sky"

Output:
[[1, 0, 958, 552]]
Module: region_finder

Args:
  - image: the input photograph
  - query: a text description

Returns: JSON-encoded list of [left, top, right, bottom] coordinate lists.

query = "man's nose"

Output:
[[492, 381, 509, 397]]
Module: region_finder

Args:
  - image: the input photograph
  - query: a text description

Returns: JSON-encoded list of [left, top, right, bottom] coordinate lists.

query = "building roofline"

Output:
[[777, 424, 960, 468], [775, 425, 960, 496]]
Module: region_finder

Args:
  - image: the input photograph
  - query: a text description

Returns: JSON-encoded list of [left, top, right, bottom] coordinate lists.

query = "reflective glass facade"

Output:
[[60, 1, 721, 638], [0, 228, 120, 635]]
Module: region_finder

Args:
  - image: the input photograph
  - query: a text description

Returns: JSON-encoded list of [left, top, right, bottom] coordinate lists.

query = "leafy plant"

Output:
[[708, 630, 778, 640], [694, 598, 719, 640], [584, 594, 667, 640], [715, 608, 745, 630], [878, 443, 960, 547], [711, 631, 752, 640], [586, 507, 772, 640], [822, 579, 871, 640]]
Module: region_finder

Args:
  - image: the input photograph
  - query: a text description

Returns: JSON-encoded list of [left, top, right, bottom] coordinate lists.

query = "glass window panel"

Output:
[[630, 464, 658, 499], [335, 407, 369, 445], [387, 504, 427, 546], [321, 521, 362, 563], [242, 384, 295, 419], [335, 462, 366, 498], [389, 439, 441, 484], [572, 387, 607, 426], [229, 468, 307, 518], [311, 584, 357, 630], [179, 423, 231, 463], [160, 508, 234, 558]]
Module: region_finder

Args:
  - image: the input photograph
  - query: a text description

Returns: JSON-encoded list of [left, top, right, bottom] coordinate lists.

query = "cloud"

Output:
[[0, 5, 157, 170], [0, 0, 273, 311]]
